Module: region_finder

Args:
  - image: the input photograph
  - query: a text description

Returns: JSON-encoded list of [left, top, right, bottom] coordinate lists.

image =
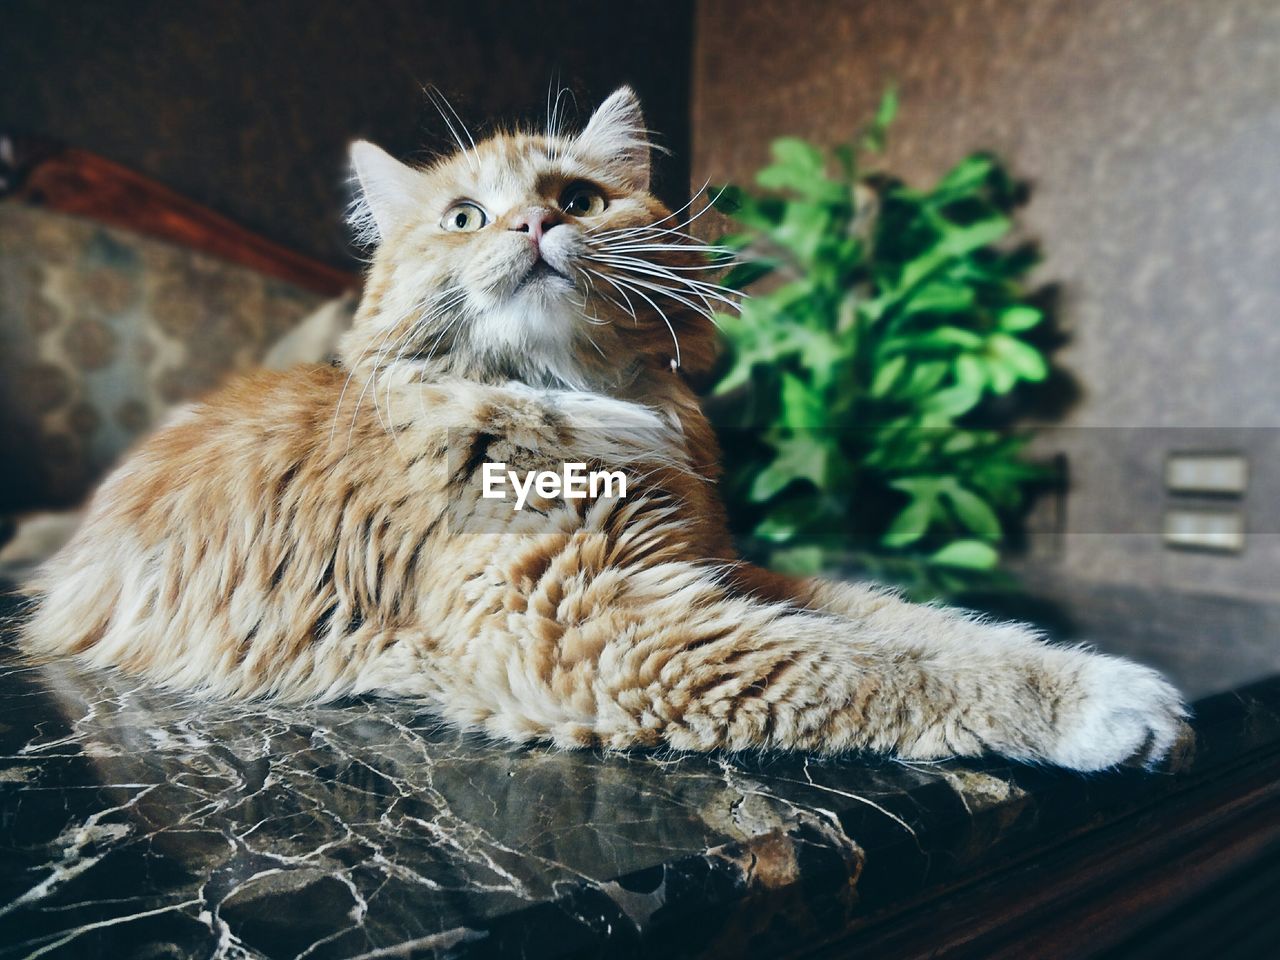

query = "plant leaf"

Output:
[[875, 86, 900, 129], [940, 483, 1003, 539], [721, 259, 778, 290], [998, 305, 1043, 332], [870, 354, 907, 397], [988, 333, 1049, 381], [749, 434, 834, 501], [922, 383, 982, 418], [754, 496, 824, 542], [930, 540, 999, 569], [882, 495, 933, 548], [901, 281, 976, 316], [771, 200, 832, 263], [860, 86, 899, 153], [770, 545, 826, 575], [932, 154, 997, 200], [936, 213, 1011, 258], [756, 138, 846, 202], [954, 353, 987, 391], [779, 372, 826, 428]]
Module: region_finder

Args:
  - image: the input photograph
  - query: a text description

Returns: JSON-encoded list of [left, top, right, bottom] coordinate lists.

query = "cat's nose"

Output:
[[509, 207, 562, 244]]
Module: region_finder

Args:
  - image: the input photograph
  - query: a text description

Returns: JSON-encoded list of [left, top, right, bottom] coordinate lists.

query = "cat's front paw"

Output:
[[1045, 654, 1190, 772], [544, 390, 689, 468]]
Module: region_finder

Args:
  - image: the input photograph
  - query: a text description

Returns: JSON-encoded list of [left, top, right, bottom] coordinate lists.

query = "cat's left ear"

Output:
[[348, 140, 422, 244], [575, 86, 651, 192]]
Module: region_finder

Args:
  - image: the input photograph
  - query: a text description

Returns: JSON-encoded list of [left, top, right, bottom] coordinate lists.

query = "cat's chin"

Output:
[[475, 287, 581, 358]]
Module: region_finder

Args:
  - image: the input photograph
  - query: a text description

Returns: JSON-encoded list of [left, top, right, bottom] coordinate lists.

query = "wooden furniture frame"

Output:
[[0, 133, 356, 297]]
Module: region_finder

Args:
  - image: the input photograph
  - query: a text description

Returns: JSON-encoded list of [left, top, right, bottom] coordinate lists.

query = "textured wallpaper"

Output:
[[693, 0, 1280, 599]]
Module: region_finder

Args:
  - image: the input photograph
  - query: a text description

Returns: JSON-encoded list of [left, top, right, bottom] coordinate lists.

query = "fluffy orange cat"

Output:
[[20, 88, 1187, 770]]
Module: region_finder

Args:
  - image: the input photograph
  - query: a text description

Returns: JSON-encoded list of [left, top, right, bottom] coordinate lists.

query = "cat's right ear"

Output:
[[576, 86, 651, 192], [348, 141, 421, 244]]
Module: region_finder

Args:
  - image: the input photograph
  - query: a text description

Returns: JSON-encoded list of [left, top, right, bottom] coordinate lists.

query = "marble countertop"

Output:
[[2, 582, 1279, 960]]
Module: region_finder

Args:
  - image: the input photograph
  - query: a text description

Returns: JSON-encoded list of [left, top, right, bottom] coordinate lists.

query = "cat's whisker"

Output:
[[595, 274, 743, 322], [595, 225, 708, 248], [348, 320, 411, 450], [604, 239, 713, 261], [332, 288, 443, 443], [566, 283, 611, 329], [383, 289, 468, 433], [584, 268, 640, 322], [602, 274, 683, 367], [584, 255, 746, 316], [411, 311, 468, 419], [545, 78, 577, 157], [603, 248, 741, 282], [584, 287, 633, 322], [588, 178, 712, 239], [594, 244, 740, 273], [591, 254, 743, 273], [414, 290, 471, 368], [596, 224, 706, 246], [425, 85, 479, 173], [545, 76, 558, 150], [573, 266, 622, 324], [583, 330, 608, 361], [330, 338, 384, 446], [397, 288, 469, 373], [599, 270, 725, 332], [600, 244, 735, 259], [576, 263, 598, 300], [351, 288, 466, 451], [361, 318, 420, 436], [596, 184, 730, 247], [371, 321, 430, 450], [414, 309, 468, 403], [413, 321, 455, 423]]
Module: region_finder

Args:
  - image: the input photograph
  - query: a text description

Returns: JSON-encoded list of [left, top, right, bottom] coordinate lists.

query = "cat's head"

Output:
[[340, 87, 725, 391]]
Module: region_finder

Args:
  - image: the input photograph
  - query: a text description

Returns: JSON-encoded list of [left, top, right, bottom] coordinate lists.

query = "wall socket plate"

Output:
[[1165, 453, 1248, 495]]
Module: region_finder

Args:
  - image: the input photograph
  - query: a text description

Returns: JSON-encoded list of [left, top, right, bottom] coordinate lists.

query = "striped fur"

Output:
[[20, 88, 1187, 770]]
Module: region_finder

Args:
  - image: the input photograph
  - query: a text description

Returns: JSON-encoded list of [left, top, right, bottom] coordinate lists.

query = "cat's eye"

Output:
[[441, 202, 488, 232], [560, 183, 608, 217]]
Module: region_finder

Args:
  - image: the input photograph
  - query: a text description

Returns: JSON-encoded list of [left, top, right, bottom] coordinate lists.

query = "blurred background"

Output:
[[2, 0, 1278, 625]]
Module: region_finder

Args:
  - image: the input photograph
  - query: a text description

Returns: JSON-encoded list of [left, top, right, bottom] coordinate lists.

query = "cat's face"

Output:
[[341, 87, 720, 390]]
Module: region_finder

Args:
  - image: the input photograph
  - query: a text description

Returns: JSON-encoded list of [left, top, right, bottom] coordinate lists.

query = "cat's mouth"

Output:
[[516, 258, 571, 291]]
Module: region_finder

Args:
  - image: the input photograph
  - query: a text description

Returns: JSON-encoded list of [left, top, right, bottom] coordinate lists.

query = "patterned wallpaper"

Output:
[[0, 205, 325, 510]]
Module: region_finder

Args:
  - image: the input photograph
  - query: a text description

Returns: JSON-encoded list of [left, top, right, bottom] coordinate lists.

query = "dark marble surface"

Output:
[[1, 583, 1279, 960]]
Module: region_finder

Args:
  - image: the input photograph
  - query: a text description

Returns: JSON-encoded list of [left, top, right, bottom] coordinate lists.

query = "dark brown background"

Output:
[[0, 0, 695, 266]]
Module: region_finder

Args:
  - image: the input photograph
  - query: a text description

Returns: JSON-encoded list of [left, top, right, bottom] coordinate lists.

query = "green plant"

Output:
[[707, 90, 1055, 596]]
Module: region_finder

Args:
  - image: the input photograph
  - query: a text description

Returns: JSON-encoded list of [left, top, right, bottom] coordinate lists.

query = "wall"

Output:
[[1, 0, 694, 267], [693, 0, 1280, 600]]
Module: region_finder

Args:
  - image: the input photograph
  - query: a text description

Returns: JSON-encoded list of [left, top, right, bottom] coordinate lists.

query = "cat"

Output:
[[18, 87, 1187, 771]]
